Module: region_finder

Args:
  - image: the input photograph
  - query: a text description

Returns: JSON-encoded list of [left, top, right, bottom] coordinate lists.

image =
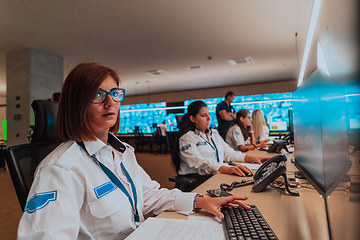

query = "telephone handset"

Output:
[[246, 125, 252, 137], [252, 154, 299, 196], [253, 154, 287, 181], [267, 140, 289, 153]]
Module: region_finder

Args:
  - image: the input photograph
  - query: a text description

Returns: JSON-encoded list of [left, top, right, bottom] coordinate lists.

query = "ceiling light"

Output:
[[147, 69, 168, 76], [229, 57, 254, 65], [188, 65, 202, 70], [297, 0, 322, 86]]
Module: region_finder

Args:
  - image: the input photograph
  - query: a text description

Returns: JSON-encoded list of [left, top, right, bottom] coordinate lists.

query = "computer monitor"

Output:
[[293, 68, 351, 196], [292, 68, 353, 239]]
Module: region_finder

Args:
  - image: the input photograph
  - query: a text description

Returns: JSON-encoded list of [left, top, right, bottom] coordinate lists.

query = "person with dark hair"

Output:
[[216, 91, 236, 140], [178, 101, 268, 181], [18, 63, 251, 240], [158, 121, 167, 136], [226, 109, 268, 152]]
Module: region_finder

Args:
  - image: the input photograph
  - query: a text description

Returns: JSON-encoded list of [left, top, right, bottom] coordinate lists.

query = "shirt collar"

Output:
[[82, 133, 126, 156], [194, 128, 212, 136]]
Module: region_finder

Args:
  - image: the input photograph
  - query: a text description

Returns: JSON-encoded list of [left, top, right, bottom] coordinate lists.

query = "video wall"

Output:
[[119, 92, 293, 134], [119, 82, 359, 135]]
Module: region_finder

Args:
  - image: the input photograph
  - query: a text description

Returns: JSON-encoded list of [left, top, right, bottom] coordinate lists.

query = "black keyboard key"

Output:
[[222, 205, 278, 240]]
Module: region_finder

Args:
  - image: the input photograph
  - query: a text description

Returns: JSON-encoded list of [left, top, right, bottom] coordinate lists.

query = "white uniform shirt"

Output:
[[225, 125, 251, 151], [179, 129, 246, 175], [158, 123, 167, 136], [258, 125, 270, 142], [18, 134, 196, 240]]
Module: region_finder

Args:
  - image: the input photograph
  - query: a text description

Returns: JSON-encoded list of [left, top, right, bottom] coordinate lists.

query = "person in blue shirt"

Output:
[[216, 91, 236, 140]]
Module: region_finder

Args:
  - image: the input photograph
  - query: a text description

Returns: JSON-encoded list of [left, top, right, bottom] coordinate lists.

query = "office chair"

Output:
[[6, 100, 61, 211], [31, 100, 58, 143], [151, 127, 167, 155], [134, 128, 149, 152], [166, 131, 208, 192]]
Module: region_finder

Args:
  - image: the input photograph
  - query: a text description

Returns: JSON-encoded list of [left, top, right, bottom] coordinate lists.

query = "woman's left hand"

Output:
[[244, 155, 269, 164], [196, 195, 250, 221], [257, 140, 270, 148], [218, 165, 251, 176]]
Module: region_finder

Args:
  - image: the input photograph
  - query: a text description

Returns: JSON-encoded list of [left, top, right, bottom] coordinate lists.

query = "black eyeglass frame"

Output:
[[92, 88, 125, 104]]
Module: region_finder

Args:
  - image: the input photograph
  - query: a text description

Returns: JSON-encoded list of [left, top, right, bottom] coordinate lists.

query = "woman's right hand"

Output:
[[257, 140, 269, 148], [218, 164, 251, 177], [196, 195, 250, 222]]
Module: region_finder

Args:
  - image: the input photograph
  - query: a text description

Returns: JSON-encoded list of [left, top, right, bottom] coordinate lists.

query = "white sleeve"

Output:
[[18, 165, 84, 240], [217, 132, 246, 163], [259, 125, 270, 141], [136, 162, 197, 216], [229, 126, 246, 147], [179, 134, 222, 175]]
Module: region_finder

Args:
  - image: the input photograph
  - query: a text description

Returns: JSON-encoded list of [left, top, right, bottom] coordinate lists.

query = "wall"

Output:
[[303, 0, 359, 83], [122, 79, 297, 105], [6, 49, 63, 147]]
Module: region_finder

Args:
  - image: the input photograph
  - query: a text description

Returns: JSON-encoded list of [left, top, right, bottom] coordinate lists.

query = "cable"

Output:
[[220, 180, 255, 192]]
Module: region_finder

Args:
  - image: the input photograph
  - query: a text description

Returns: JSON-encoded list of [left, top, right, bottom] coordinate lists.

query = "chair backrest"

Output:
[[152, 127, 162, 141], [134, 128, 144, 140], [6, 99, 61, 210], [6, 141, 61, 211], [166, 131, 181, 173], [31, 100, 58, 143]]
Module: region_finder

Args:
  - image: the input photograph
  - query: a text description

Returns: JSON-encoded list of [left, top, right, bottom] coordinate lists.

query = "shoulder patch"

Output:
[[94, 181, 117, 199], [196, 141, 207, 146], [24, 190, 57, 214], [180, 144, 191, 151], [235, 132, 242, 135]]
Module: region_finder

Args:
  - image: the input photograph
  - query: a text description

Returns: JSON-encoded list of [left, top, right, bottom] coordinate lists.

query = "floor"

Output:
[[0, 151, 176, 239]]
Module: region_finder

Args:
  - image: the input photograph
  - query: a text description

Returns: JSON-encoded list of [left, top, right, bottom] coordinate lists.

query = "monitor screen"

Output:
[[119, 92, 294, 134], [293, 68, 351, 197]]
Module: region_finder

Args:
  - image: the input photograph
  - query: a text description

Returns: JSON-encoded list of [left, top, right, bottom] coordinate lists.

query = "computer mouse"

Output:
[[233, 171, 253, 177]]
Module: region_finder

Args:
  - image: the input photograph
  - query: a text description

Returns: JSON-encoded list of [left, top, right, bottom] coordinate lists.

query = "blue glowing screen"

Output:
[[119, 86, 359, 134], [119, 92, 293, 134]]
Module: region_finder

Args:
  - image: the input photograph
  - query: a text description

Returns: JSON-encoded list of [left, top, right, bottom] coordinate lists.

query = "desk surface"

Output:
[[158, 150, 360, 240]]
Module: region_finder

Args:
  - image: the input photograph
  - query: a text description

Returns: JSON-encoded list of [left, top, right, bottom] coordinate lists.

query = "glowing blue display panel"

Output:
[[119, 92, 293, 134], [344, 81, 360, 130], [293, 68, 351, 196]]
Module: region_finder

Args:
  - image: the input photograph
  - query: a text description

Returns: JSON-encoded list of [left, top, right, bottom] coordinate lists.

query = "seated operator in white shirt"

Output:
[[178, 101, 269, 185], [226, 109, 268, 152], [251, 109, 270, 145], [17, 63, 251, 240]]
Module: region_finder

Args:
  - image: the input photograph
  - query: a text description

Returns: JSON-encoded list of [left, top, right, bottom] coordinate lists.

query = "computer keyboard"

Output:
[[221, 205, 278, 240]]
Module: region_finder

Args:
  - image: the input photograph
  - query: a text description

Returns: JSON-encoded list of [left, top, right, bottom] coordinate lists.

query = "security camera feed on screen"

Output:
[[118, 89, 359, 134], [119, 92, 293, 134]]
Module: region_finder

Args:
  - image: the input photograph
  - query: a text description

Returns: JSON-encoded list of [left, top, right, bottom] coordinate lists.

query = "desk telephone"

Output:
[[267, 140, 290, 153], [252, 154, 299, 196]]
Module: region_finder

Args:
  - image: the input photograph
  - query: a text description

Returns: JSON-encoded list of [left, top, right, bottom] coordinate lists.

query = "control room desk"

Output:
[[157, 150, 360, 240]]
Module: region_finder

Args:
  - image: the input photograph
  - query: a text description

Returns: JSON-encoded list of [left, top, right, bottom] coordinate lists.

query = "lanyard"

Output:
[[77, 142, 139, 223], [200, 135, 220, 163]]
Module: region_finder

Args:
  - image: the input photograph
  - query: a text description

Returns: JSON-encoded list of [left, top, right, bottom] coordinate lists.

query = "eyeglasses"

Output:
[[92, 88, 125, 104]]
